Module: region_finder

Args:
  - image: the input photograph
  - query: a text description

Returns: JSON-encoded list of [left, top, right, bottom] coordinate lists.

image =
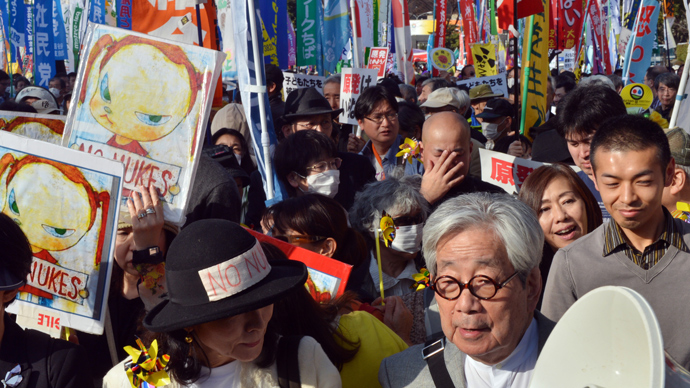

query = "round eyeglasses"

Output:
[[431, 272, 519, 300]]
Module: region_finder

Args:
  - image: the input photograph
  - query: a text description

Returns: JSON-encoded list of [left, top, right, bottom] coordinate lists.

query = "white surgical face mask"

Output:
[[481, 118, 507, 140], [235, 153, 242, 166], [49, 87, 60, 98], [302, 169, 340, 198], [507, 77, 515, 88], [390, 224, 423, 254]]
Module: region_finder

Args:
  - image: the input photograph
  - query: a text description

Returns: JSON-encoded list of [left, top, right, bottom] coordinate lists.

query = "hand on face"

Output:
[[420, 150, 466, 204]]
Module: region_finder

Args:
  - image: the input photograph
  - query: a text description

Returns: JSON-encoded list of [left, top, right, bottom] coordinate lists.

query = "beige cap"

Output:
[[420, 87, 462, 109], [666, 127, 690, 167], [210, 103, 250, 142]]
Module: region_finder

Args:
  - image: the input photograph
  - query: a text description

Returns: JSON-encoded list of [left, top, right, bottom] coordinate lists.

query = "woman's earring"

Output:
[[185, 331, 194, 357]]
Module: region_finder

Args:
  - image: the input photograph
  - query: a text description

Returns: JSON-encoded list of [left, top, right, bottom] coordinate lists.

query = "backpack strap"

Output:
[[423, 336, 455, 388], [277, 335, 303, 388]]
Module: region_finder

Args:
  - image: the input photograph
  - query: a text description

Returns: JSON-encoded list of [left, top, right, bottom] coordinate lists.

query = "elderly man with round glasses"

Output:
[[379, 192, 555, 387]]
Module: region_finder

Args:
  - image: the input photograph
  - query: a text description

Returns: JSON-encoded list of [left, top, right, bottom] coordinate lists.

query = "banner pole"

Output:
[[351, 0, 360, 68], [669, 49, 690, 128], [519, 15, 536, 135], [247, 0, 274, 200]]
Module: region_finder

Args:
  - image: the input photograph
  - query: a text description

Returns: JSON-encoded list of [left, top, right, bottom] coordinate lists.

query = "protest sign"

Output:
[[63, 24, 224, 225], [620, 83, 653, 113], [622, 0, 660, 84], [247, 229, 352, 301], [282, 71, 325, 97], [520, 0, 550, 136], [471, 43, 498, 77], [480, 149, 546, 194], [0, 110, 65, 144], [367, 47, 389, 78], [562, 48, 576, 71], [456, 73, 509, 97], [0, 130, 123, 336], [338, 67, 378, 125], [429, 47, 455, 71]]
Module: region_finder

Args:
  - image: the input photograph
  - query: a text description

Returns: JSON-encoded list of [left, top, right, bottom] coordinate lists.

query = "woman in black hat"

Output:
[[111, 219, 341, 387]]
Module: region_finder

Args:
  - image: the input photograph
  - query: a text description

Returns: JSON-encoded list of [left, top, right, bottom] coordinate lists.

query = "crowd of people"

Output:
[[0, 60, 688, 387]]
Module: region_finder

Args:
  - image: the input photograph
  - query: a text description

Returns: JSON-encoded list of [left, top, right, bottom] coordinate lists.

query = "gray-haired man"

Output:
[[379, 192, 555, 387]]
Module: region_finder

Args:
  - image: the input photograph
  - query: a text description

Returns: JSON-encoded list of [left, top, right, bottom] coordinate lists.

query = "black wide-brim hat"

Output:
[[282, 87, 343, 121], [143, 219, 307, 332]]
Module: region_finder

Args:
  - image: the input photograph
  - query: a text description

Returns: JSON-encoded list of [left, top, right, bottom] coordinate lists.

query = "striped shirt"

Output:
[[603, 209, 688, 270]]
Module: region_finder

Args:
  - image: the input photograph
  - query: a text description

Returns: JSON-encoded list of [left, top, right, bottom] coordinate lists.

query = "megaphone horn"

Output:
[[530, 286, 690, 388]]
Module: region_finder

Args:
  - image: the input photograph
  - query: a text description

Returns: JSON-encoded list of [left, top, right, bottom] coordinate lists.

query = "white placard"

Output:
[[457, 73, 509, 98], [338, 67, 379, 125], [282, 72, 325, 98]]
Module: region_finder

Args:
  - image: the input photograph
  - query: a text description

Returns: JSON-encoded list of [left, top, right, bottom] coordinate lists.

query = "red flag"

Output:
[[434, 0, 447, 48], [558, 0, 584, 49], [497, 0, 544, 30], [459, 0, 478, 64]]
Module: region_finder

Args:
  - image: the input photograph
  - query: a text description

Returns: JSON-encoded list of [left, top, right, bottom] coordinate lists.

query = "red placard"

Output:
[[246, 229, 353, 302], [367, 47, 390, 78], [559, 0, 584, 49]]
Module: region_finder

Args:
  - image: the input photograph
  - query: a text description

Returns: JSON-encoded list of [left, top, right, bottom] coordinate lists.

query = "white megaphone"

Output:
[[530, 286, 690, 388]]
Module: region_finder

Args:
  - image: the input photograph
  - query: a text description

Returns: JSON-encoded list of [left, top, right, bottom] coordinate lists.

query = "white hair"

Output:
[[324, 74, 341, 86], [349, 169, 429, 234], [451, 88, 470, 115], [578, 75, 615, 91], [422, 192, 543, 281]]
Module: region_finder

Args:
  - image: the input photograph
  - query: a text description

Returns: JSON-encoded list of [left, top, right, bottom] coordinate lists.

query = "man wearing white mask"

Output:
[[278, 87, 376, 211], [348, 171, 429, 300], [476, 98, 530, 158], [275, 130, 374, 211]]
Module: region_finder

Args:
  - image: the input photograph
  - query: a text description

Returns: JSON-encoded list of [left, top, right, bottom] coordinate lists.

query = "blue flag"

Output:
[[259, 0, 288, 68], [323, 0, 349, 75], [90, 0, 105, 24], [25, 2, 33, 56], [35, 0, 55, 87], [622, 0, 660, 84], [231, 0, 288, 205], [8, 0, 26, 62], [52, 0, 68, 60]]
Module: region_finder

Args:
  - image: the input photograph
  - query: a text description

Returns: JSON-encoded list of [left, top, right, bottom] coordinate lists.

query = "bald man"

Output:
[[420, 112, 504, 208]]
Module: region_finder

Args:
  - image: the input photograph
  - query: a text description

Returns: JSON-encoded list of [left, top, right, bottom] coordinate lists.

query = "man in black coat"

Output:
[[0, 212, 90, 387]]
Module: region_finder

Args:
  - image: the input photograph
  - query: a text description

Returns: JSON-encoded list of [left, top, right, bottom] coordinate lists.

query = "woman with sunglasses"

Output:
[[263, 194, 368, 268]]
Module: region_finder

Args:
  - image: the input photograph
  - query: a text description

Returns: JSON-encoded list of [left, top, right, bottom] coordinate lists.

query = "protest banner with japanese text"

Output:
[[323, 0, 350, 75], [1, 130, 123, 336], [131, 0, 219, 49], [260, 0, 288, 68], [248, 229, 352, 301], [559, 0, 584, 49], [471, 43, 498, 77], [459, 0, 478, 65], [520, 0, 550, 138], [0, 110, 64, 144], [297, 0, 323, 70], [35, 0, 56, 88], [282, 72, 325, 97], [456, 73, 509, 97], [480, 149, 545, 194], [622, 0, 660, 84], [338, 67, 378, 125], [587, 0, 612, 74], [367, 47, 389, 78], [63, 24, 224, 225]]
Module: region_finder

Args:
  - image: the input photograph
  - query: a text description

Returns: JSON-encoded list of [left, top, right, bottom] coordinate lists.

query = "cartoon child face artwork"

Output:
[[4, 163, 92, 252], [89, 45, 192, 142], [0, 155, 111, 265], [81, 35, 203, 146]]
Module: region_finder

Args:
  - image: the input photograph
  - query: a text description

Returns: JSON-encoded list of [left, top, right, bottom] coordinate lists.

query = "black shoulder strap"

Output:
[[277, 335, 303, 388], [423, 337, 455, 388]]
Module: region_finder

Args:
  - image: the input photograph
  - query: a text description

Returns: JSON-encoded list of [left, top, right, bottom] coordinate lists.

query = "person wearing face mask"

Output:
[[275, 130, 373, 211], [348, 171, 429, 301], [476, 98, 531, 158]]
